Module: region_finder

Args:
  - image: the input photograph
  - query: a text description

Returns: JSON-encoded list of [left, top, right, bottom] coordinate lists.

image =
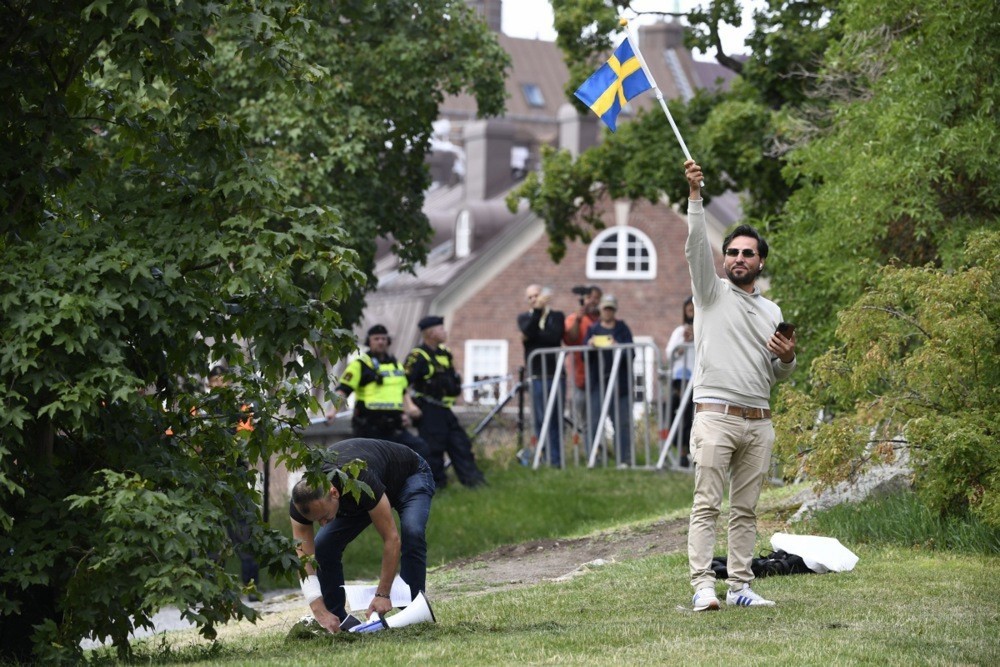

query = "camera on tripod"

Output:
[[571, 284, 593, 306]]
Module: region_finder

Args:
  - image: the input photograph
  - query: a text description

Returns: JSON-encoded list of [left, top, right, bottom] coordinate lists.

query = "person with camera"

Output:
[[330, 324, 431, 463], [563, 284, 602, 442], [682, 160, 797, 612], [404, 316, 486, 489], [517, 285, 566, 466]]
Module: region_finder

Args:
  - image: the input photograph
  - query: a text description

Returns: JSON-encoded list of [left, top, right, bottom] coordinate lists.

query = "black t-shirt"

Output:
[[288, 438, 421, 524]]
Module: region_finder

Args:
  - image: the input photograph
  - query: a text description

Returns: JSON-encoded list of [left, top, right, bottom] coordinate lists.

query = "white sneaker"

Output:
[[692, 587, 720, 611], [726, 584, 775, 607]]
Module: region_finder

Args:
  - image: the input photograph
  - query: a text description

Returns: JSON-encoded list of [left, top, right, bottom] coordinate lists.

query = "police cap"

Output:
[[418, 315, 444, 331]]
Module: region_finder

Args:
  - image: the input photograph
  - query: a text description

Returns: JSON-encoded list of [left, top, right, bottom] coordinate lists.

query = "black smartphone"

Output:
[[776, 322, 796, 338]]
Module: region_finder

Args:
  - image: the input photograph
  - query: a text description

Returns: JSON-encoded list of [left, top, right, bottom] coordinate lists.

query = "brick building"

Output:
[[338, 4, 740, 411]]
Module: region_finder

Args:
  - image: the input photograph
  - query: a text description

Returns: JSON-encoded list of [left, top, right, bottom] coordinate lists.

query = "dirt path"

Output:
[[432, 517, 689, 596]]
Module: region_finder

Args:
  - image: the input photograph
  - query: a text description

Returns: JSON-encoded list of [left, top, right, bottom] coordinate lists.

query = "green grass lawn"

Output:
[[106, 464, 1000, 665], [121, 546, 999, 666]]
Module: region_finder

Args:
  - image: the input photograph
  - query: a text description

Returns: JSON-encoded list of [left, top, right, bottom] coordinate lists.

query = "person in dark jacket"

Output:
[[404, 315, 486, 489], [517, 285, 566, 466]]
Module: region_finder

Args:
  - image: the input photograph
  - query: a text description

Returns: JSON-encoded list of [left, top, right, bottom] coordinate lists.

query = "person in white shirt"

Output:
[[665, 296, 695, 467]]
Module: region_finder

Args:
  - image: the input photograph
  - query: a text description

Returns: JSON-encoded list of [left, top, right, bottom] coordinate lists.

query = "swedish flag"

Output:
[[574, 39, 652, 132]]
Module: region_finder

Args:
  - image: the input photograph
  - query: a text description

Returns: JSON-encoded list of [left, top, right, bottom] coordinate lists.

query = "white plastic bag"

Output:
[[770, 533, 859, 574]]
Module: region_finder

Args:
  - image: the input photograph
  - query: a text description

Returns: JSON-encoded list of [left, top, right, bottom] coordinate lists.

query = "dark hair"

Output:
[[681, 296, 694, 325], [291, 478, 326, 511], [722, 224, 769, 260], [207, 365, 227, 379]]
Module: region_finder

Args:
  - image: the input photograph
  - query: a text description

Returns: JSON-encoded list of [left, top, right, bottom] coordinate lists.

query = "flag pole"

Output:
[[619, 17, 704, 184]]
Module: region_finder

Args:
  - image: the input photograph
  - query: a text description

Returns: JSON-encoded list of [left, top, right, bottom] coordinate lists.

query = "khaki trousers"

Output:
[[688, 410, 774, 592]]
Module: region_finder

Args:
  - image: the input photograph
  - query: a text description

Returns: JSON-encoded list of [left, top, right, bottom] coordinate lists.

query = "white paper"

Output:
[[342, 574, 412, 611], [770, 532, 859, 573]]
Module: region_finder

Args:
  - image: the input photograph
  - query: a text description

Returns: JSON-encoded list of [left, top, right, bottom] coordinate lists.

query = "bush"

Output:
[[775, 231, 1000, 529]]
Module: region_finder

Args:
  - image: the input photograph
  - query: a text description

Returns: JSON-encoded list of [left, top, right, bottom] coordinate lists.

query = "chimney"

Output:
[[557, 103, 599, 157], [465, 0, 502, 33], [640, 20, 685, 52], [463, 119, 516, 201]]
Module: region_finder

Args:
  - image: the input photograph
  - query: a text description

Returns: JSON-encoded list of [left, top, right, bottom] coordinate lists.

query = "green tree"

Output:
[[0, 0, 505, 661], [772, 0, 1000, 364], [769, 0, 1000, 524], [212, 0, 509, 302], [531, 0, 999, 518], [775, 230, 1000, 528], [518, 1, 841, 260]]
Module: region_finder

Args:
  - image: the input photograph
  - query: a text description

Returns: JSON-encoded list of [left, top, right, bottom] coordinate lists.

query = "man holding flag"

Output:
[[577, 19, 783, 611], [682, 159, 797, 610]]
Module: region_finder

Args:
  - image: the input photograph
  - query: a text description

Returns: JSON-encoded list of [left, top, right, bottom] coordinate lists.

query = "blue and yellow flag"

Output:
[[574, 38, 652, 132]]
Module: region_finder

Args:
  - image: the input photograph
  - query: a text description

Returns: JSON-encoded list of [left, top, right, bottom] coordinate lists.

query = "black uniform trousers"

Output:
[[414, 399, 485, 489]]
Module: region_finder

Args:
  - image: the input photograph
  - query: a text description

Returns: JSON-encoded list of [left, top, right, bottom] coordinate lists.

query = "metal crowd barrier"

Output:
[[526, 342, 689, 470]]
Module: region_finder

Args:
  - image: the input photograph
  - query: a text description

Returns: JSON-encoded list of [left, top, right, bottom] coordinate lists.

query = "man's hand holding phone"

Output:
[[770, 322, 796, 363]]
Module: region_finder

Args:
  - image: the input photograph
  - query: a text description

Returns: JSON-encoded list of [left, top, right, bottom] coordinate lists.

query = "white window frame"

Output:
[[586, 226, 657, 280], [463, 339, 509, 404], [455, 210, 471, 258]]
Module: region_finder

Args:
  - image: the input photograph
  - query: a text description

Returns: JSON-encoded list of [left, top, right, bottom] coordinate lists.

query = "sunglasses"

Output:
[[725, 248, 758, 258]]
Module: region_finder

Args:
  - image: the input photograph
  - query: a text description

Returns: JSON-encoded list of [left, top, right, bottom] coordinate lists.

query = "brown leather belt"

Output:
[[695, 403, 771, 420]]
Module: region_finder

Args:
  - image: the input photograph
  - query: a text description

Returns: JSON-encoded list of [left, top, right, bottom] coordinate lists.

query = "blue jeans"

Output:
[[531, 376, 564, 466], [314, 458, 435, 619], [588, 388, 633, 465]]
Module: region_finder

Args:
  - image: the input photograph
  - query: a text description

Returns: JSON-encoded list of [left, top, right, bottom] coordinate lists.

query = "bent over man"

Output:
[[331, 324, 430, 461], [683, 160, 796, 611], [291, 438, 435, 633]]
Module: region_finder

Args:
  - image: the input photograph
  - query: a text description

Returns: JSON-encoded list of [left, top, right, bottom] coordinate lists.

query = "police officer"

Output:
[[404, 316, 486, 489], [331, 324, 431, 462]]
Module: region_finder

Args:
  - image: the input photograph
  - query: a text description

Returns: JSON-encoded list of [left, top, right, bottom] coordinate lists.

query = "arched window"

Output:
[[586, 227, 656, 280]]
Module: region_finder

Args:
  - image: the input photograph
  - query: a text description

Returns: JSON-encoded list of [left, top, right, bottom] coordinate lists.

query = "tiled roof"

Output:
[[358, 20, 745, 354]]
